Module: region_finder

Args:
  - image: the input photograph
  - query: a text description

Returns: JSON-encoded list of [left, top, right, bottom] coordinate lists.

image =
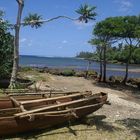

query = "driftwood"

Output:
[[20, 91, 91, 105], [15, 95, 100, 117]]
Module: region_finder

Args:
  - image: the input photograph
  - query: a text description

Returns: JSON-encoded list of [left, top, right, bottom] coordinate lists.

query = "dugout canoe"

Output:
[[0, 92, 107, 136]]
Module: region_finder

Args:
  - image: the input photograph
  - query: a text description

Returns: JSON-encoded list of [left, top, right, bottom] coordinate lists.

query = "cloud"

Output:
[[62, 40, 68, 44], [74, 21, 94, 30], [114, 0, 133, 12], [20, 38, 33, 47]]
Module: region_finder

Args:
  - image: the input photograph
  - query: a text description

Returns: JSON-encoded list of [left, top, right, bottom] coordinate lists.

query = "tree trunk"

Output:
[[9, 0, 24, 88], [99, 49, 102, 82], [103, 45, 106, 82], [123, 61, 129, 84], [122, 41, 132, 84]]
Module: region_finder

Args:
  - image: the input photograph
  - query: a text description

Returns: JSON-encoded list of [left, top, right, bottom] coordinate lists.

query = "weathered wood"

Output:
[[0, 92, 107, 136], [15, 95, 100, 117], [1, 89, 63, 94], [20, 91, 91, 105], [10, 97, 26, 112], [8, 91, 80, 96], [20, 102, 104, 118]]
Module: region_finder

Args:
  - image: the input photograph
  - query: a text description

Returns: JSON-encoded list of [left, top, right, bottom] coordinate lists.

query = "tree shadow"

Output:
[[82, 115, 122, 132], [93, 82, 140, 104], [116, 118, 140, 139]]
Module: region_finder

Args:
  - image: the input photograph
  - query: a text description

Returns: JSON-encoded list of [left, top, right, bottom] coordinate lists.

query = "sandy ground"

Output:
[[11, 73, 140, 140]]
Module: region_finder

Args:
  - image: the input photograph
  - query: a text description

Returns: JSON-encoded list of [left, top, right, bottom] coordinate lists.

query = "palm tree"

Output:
[[9, 1, 97, 88], [9, 0, 24, 88], [76, 4, 96, 23]]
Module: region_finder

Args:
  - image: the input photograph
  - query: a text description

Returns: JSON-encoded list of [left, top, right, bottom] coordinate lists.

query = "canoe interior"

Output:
[[0, 92, 107, 118]]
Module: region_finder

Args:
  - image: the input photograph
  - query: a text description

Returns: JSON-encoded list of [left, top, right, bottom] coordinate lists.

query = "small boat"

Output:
[[0, 91, 90, 109], [0, 91, 107, 136]]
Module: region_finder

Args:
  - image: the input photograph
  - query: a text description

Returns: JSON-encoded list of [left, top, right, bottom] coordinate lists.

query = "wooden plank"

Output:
[[8, 91, 80, 96], [20, 91, 91, 105], [1, 89, 63, 94], [10, 97, 26, 112], [20, 102, 104, 118], [14, 95, 99, 117]]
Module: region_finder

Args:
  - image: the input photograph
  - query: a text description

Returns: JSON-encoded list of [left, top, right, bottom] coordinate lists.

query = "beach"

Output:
[[10, 70, 140, 140]]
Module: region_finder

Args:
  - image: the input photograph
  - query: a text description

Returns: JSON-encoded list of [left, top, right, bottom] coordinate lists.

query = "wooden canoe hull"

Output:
[[0, 92, 107, 136], [0, 102, 104, 136]]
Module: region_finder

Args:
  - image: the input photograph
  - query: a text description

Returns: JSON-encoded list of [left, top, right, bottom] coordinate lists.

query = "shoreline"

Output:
[[21, 65, 140, 74]]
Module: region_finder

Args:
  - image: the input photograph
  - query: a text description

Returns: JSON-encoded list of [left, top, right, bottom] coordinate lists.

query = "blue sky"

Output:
[[0, 0, 140, 57]]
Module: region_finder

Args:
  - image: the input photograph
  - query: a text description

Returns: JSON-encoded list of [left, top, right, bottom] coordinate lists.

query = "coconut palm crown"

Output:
[[76, 4, 97, 23], [23, 13, 43, 28]]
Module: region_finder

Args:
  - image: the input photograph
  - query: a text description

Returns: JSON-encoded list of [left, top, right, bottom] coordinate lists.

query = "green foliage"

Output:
[[76, 51, 94, 59], [132, 48, 140, 64], [77, 45, 140, 64], [76, 4, 96, 23], [61, 69, 75, 76], [0, 11, 14, 79], [23, 13, 43, 28]]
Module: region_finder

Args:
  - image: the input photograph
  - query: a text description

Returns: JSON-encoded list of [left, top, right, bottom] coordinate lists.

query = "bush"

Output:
[[75, 71, 86, 77], [61, 69, 75, 76], [0, 12, 14, 79], [109, 75, 123, 83]]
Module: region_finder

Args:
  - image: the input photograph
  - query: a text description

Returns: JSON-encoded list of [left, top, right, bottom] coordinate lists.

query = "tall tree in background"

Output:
[[120, 16, 140, 83], [8, 1, 97, 88], [92, 16, 140, 83], [89, 38, 104, 82], [93, 20, 115, 82]]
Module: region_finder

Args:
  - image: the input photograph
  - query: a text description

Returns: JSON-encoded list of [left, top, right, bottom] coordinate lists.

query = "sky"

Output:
[[0, 0, 140, 57]]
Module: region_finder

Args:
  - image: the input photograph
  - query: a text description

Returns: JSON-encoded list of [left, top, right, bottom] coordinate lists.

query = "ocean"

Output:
[[19, 55, 140, 78]]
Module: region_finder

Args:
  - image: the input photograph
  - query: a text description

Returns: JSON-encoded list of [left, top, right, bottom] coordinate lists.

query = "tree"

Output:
[[92, 16, 140, 83], [9, 0, 24, 88], [0, 11, 14, 79], [7, 1, 97, 88], [93, 19, 115, 82], [89, 38, 104, 82], [120, 16, 140, 83]]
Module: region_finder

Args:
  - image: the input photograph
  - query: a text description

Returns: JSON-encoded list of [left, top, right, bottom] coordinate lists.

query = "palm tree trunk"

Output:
[[9, 0, 24, 88]]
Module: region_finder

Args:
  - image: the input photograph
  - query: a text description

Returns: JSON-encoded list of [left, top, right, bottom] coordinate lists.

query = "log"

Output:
[[20, 91, 91, 105], [14, 95, 100, 117]]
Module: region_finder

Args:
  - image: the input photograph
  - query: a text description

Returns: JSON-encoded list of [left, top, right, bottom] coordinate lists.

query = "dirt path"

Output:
[[14, 73, 140, 140]]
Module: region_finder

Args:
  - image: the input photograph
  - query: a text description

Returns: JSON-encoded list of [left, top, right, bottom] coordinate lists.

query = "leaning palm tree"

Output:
[[9, 1, 97, 88]]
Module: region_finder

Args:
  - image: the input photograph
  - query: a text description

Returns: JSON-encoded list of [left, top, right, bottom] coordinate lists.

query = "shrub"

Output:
[[61, 69, 75, 76]]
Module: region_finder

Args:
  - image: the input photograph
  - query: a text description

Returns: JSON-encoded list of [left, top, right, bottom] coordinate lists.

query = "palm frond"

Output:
[[23, 13, 43, 28], [76, 4, 97, 23]]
